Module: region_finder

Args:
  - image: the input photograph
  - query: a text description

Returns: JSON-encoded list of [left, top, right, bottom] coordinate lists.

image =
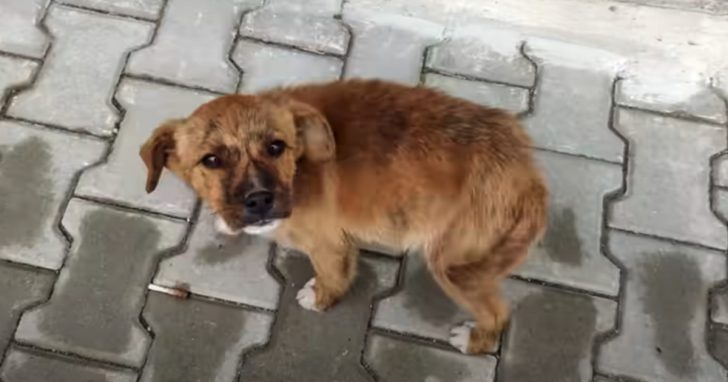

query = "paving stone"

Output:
[[499, 280, 617, 382], [522, 38, 624, 162], [238, 250, 398, 381], [14, 199, 186, 367], [0, 263, 54, 354], [516, 151, 622, 296], [0, 348, 137, 382], [126, 0, 261, 93], [6, 5, 153, 136], [58, 0, 164, 19], [365, 334, 497, 382], [617, 75, 726, 124], [0, 55, 38, 108], [233, 39, 342, 93], [343, 10, 444, 85], [373, 253, 470, 343], [614, 0, 728, 13], [424, 73, 529, 115], [598, 231, 726, 382], [0, 0, 49, 58], [139, 291, 272, 382], [75, 79, 212, 218], [0, 121, 106, 269], [240, 0, 349, 55], [610, 108, 726, 249], [709, 327, 728, 370], [153, 207, 279, 309], [715, 153, 728, 188], [712, 286, 728, 325], [426, 26, 534, 87]]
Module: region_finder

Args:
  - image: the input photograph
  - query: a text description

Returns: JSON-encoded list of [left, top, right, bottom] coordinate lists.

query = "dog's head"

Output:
[[140, 94, 335, 233]]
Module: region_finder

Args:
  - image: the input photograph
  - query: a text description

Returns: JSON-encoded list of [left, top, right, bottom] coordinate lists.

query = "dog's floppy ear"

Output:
[[290, 101, 335, 162], [139, 119, 182, 193]]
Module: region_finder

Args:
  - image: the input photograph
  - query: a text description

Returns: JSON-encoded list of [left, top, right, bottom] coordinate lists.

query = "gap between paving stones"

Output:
[[228, 1, 269, 92], [54, 1, 159, 23]]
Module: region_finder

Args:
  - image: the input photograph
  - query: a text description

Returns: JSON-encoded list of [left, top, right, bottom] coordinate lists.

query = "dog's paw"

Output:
[[449, 321, 476, 354], [214, 216, 241, 236], [296, 278, 321, 312]]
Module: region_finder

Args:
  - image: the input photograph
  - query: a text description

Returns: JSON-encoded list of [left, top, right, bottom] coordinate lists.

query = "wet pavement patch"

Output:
[[541, 207, 584, 266], [639, 251, 701, 377]]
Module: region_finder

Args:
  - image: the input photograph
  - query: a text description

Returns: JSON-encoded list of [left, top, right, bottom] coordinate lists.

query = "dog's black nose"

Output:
[[244, 190, 274, 216]]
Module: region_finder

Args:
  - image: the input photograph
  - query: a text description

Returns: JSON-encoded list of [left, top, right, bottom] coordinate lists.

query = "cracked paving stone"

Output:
[[373, 253, 470, 343], [610, 108, 727, 249], [57, 0, 164, 19], [76, 79, 213, 218], [154, 207, 280, 309], [6, 5, 153, 136], [138, 291, 272, 382], [233, 39, 342, 93], [598, 231, 726, 382], [238, 250, 398, 381], [343, 9, 443, 85], [365, 334, 497, 382], [240, 0, 349, 55], [126, 0, 261, 93], [0, 263, 54, 354], [0, 121, 106, 269], [522, 38, 624, 162], [516, 151, 622, 296], [14, 199, 186, 367], [0, 0, 49, 58], [424, 73, 529, 115], [498, 279, 617, 382], [617, 72, 726, 124], [426, 25, 534, 87], [0, 55, 38, 108], [0, 348, 137, 382]]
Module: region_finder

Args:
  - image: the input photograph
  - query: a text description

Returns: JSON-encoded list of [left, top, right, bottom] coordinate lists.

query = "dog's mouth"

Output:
[[215, 210, 290, 236]]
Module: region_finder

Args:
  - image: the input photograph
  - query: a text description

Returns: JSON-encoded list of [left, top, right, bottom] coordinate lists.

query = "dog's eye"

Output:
[[267, 140, 286, 157], [201, 154, 223, 169]]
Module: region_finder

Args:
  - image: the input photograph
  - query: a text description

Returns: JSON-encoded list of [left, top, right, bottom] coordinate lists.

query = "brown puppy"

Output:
[[140, 79, 547, 354]]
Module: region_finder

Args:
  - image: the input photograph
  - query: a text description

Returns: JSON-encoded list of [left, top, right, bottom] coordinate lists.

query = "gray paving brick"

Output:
[[126, 0, 260, 93], [153, 207, 280, 309], [426, 26, 534, 87], [343, 10, 444, 85], [0, 263, 54, 355], [610, 108, 726, 249], [0, 0, 49, 58], [14, 199, 186, 367], [1, 348, 137, 382], [712, 287, 728, 325], [709, 327, 728, 370], [598, 231, 726, 382], [516, 151, 622, 296], [522, 38, 624, 162], [0, 121, 106, 269], [617, 75, 726, 124], [139, 291, 272, 382], [499, 280, 617, 382], [240, 0, 349, 55], [6, 5, 153, 136], [614, 0, 728, 13], [715, 153, 728, 188], [373, 253, 470, 343], [365, 334, 497, 382], [233, 39, 342, 93], [76, 79, 213, 218], [0, 56, 38, 108], [423, 73, 529, 114], [238, 250, 398, 381], [58, 0, 164, 19]]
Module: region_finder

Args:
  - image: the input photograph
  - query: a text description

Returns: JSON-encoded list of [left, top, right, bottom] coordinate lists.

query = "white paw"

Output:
[[449, 321, 475, 354], [214, 216, 242, 236], [296, 278, 321, 312]]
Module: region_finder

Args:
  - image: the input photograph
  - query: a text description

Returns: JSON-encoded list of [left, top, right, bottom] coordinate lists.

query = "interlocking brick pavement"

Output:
[[1, 0, 727, 381]]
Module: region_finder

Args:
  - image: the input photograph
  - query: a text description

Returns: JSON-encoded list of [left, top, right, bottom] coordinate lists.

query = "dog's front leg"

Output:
[[296, 240, 358, 312]]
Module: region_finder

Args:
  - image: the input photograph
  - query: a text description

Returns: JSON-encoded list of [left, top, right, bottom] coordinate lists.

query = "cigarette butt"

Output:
[[148, 284, 190, 299]]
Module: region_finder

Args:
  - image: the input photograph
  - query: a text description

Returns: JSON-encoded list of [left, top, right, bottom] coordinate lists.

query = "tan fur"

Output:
[[140, 79, 548, 354]]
